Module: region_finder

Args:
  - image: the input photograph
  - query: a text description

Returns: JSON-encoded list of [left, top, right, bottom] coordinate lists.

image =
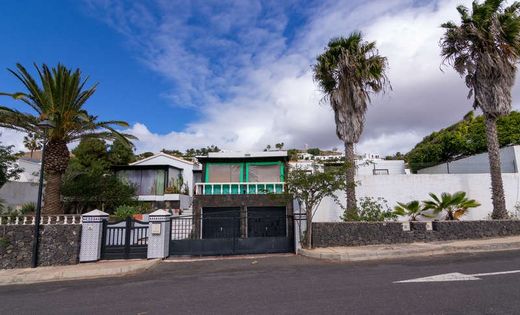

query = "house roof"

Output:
[[203, 151, 288, 159], [130, 152, 194, 166]]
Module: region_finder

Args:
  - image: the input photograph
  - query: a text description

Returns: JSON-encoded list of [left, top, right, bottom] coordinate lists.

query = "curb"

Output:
[[0, 259, 161, 286], [298, 241, 520, 262]]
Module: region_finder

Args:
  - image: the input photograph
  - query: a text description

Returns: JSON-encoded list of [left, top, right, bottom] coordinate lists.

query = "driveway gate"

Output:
[[101, 217, 148, 260], [169, 207, 294, 256]]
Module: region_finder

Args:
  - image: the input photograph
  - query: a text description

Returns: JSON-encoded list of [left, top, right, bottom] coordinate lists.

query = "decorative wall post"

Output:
[[147, 209, 172, 259], [293, 198, 306, 251], [79, 209, 109, 262]]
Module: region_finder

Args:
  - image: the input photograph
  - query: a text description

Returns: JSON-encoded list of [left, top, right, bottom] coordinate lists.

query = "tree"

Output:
[[0, 63, 135, 214], [265, 144, 272, 151], [406, 111, 520, 172], [440, 0, 520, 218], [136, 152, 154, 160], [23, 132, 42, 159], [109, 138, 136, 165], [423, 192, 480, 221], [285, 163, 347, 248], [313, 32, 390, 219], [275, 142, 284, 150], [62, 138, 136, 213], [307, 148, 321, 156], [0, 142, 22, 189]]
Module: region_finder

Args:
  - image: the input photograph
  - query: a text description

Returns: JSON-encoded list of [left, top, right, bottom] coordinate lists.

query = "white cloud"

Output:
[[5, 0, 520, 157]]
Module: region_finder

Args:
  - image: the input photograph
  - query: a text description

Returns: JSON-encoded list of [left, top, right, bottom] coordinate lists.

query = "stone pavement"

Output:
[[299, 235, 520, 262], [0, 259, 160, 286]]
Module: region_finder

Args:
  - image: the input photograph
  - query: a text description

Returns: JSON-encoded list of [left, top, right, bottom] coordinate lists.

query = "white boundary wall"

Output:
[[314, 174, 520, 222]]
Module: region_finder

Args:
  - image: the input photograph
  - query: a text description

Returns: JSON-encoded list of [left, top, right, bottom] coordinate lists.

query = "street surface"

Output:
[[2, 251, 520, 314]]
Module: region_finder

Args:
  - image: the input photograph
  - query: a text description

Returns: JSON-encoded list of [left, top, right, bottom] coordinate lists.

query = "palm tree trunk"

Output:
[[485, 116, 508, 219], [345, 142, 357, 219], [43, 172, 62, 214], [42, 140, 69, 215]]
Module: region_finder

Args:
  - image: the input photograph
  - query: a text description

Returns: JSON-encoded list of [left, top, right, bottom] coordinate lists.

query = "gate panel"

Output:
[[101, 217, 148, 260], [169, 206, 294, 256]]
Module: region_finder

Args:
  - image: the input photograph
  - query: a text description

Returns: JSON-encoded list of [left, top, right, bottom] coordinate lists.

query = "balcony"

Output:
[[194, 182, 285, 195]]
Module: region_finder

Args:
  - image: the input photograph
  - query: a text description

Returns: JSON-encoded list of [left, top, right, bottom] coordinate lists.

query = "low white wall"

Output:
[[314, 174, 520, 222]]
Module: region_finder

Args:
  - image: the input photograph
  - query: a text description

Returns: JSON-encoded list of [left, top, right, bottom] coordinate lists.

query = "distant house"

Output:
[[418, 145, 520, 174], [114, 152, 200, 211]]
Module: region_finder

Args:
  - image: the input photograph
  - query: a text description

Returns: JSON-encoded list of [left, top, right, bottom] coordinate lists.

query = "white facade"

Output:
[[313, 173, 520, 222], [13, 159, 40, 183], [130, 152, 197, 196], [418, 145, 520, 174], [356, 159, 406, 175]]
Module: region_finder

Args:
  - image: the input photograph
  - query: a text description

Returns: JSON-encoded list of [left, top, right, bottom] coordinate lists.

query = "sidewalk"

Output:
[[0, 259, 160, 286], [299, 236, 520, 262]]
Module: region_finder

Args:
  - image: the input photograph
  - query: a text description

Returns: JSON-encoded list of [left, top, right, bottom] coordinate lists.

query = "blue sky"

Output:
[[1, 0, 519, 154]]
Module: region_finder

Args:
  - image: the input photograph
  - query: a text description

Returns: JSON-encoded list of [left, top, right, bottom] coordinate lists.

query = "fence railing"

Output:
[[194, 182, 285, 195], [0, 215, 82, 225]]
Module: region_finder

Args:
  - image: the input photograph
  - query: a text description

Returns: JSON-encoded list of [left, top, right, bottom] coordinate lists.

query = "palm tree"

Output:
[[23, 132, 42, 159], [0, 63, 135, 214], [423, 192, 481, 221], [393, 200, 432, 221], [313, 32, 390, 219], [440, 0, 520, 219]]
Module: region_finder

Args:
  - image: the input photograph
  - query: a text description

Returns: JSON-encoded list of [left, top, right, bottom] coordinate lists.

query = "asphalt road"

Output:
[[2, 251, 520, 314]]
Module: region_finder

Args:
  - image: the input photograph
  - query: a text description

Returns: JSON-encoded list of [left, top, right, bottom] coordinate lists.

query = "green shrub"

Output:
[[20, 202, 36, 214], [114, 205, 139, 219], [343, 197, 397, 222]]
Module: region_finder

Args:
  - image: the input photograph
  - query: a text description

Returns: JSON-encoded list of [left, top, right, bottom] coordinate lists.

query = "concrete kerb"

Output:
[[299, 236, 520, 262], [0, 259, 161, 286]]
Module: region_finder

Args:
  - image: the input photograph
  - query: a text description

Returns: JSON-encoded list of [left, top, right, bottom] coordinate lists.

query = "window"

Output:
[[207, 164, 241, 182], [248, 164, 281, 182], [118, 169, 166, 195]]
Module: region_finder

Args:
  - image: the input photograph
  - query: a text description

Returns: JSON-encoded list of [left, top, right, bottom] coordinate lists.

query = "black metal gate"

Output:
[[169, 207, 294, 256], [101, 217, 148, 260]]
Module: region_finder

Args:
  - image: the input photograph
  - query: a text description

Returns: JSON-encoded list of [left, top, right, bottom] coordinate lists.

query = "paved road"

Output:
[[2, 251, 520, 314]]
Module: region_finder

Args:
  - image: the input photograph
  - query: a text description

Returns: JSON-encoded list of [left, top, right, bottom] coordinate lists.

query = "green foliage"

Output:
[[406, 111, 520, 171], [62, 138, 136, 214], [287, 149, 299, 161], [423, 191, 480, 221], [23, 132, 42, 158], [0, 142, 22, 188], [20, 202, 36, 214], [108, 138, 135, 165], [344, 197, 397, 222], [114, 205, 140, 220], [136, 152, 154, 160], [165, 175, 189, 195], [306, 148, 321, 156], [184, 145, 220, 157], [161, 149, 184, 157], [393, 200, 432, 221]]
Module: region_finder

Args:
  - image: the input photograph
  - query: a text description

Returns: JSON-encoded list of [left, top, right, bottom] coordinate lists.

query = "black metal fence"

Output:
[[169, 213, 294, 256], [101, 217, 148, 260]]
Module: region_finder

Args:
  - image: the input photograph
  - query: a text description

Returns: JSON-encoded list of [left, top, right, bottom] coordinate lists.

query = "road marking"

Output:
[[394, 269, 520, 283]]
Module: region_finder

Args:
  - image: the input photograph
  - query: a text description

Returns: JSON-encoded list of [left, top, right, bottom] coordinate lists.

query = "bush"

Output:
[[114, 205, 139, 220], [20, 202, 36, 214], [343, 197, 397, 222]]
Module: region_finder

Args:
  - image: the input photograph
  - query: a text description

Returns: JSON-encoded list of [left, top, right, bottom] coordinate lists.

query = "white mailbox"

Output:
[[402, 222, 411, 232], [151, 223, 161, 235]]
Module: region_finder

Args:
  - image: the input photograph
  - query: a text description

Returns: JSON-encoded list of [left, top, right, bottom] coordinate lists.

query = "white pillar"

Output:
[[293, 199, 306, 251], [147, 209, 172, 259], [79, 209, 109, 262]]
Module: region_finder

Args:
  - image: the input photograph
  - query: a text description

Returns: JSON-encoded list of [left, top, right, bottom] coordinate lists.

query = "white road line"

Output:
[[395, 269, 520, 283]]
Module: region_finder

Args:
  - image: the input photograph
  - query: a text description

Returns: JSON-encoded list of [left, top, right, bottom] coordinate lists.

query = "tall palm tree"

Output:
[[0, 63, 135, 214], [440, 0, 520, 219], [23, 132, 42, 159], [313, 32, 390, 219]]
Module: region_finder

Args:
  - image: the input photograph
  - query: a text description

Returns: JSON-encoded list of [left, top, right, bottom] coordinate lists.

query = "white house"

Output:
[[114, 152, 200, 210]]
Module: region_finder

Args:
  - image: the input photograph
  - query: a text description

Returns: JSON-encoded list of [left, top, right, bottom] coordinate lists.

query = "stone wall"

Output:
[[0, 224, 82, 269], [312, 221, 520, 248]]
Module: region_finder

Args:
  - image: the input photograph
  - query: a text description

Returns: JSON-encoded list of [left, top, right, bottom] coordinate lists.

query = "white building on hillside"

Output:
[[418, 145, 520, 174]]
